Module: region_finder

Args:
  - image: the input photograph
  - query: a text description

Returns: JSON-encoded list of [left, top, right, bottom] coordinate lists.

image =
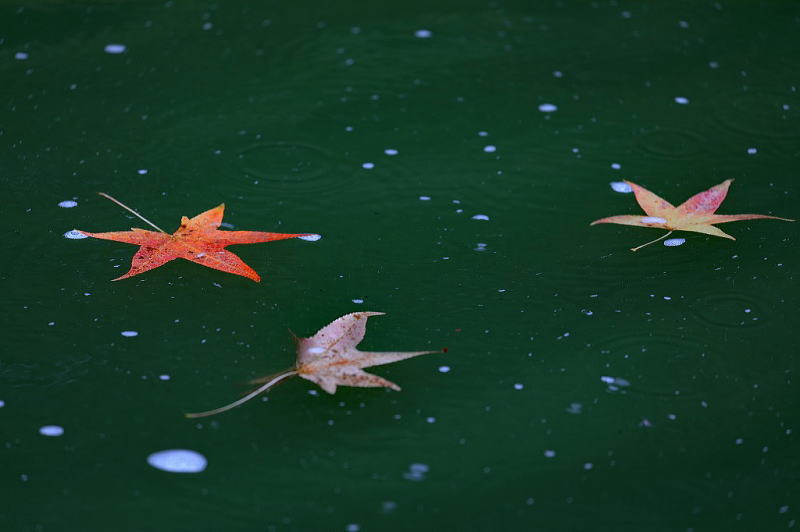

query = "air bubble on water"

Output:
[[58, 200, 78, 208], [403, 462, 429, 481], [566, 403, 582, 414], [553, 70, 563, 78], [414, 29, 432, 38], [351, 298, 364, 304], [513, 383, 524, 390], [345, 524, 360, 532], [419, 196, 431, 201], [664, 238, 686, 247], [298, 234, 322, 241], [478, 131, 488, 136], [610, 163, 621, 170], [104, 44, 127, 54], [471, 214, 490, 221], [361, 162, 374, 169], [709, 61, 720, 69], [39, 425, 64, 437], [641, 216, 667, 224], [583, 462, 593, 470], [159, 374, 171, 381], [147, 449, 207, 473], [0, 400, 4, 408], [121, 331, 139, 337], [438, 366, 450, 373], [138, 169, 149, 175], [674, 96, 689, 104], [426, 417, 436, 423], [609, 182, 632, 193], [544, 449, 556, 458], [747, 147, 758, 154], [538, 103, 557, 112], [483, 145, 496, 153], [384, 148, 398, 156], [15, 52, 29, 60]]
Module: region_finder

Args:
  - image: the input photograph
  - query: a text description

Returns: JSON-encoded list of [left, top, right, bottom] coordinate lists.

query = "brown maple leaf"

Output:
[[591, 179, 793, 251], [76, 193, 319, 282], [185, 311, 442, 418]]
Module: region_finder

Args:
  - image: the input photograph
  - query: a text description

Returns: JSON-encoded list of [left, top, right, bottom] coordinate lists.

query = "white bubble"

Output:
[[471, 214, 490, 221], [610, 181, 632, 193], [147, 449, 207, 473], [159, 374, 171, 381], [553, 70, 563, 78], [747, 147, 758, 154], [202, 22, 213, 31], [538, 103, 558, 112], [664, 238, 686, 247], [58, 200, 78, 208], [478, 131, 488, 136], [15, 52, 29, 60], [544, 449, 556, 458], [438, 366, 450, 373], [121, 330, 139, 337], [583, 462, 593, 470], [674, 96, 689, 105], [361, 162, 375, 169], [137, 169, 149, 175], [104, 44, 127, 54], [709, 61, 720, 69], [345, 524, 361, 532], [0, 400, 4, 407], [641, 216, 667, 224], [513, 383, 524, 390], [419, 195, 431, 201], [426, 416, 436, 423], [64, 230, 88, 239], [39, 425, 64, 437], [351, 298, 364, 304], [414, 29, 432, 38], [298, 234, 322, 241], [483, 145, 496, 153], [384, 148, 399, 156], [610, 163, 621, 170]]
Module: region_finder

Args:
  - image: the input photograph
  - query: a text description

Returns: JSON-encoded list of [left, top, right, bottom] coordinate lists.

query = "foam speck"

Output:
[[664, 238, 686, 247], [483, 145, 496, 153], [384, 148, 399, 156], [104, 44, 127, 54], [414, 29, 432, 38], [674, 96, 689, 105], [361, 162, 375, 169], [471, 214, 490, 221], [610, 181, 632, 193], [64, 230, 88, 240], [538, 103, 558, 112], [147, 449, 207, 473], [121, 330, 139, 337], [39, 425, 64, 437], [58, 200, 78, 208]]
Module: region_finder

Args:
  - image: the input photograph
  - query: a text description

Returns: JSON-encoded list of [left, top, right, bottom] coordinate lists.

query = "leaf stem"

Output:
[[97, 192, 167, 233], [184, 370, 298, 418], [630, 230, 674, 252]]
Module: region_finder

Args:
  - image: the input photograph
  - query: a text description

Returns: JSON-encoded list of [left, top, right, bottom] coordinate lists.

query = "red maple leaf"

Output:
[[77, 194, 318, 282]]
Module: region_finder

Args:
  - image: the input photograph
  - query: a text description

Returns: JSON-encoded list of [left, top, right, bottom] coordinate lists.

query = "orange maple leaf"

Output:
[[77, 193, 318, 282], [591, 179, 793, 251], [185, 312, 443, 418]]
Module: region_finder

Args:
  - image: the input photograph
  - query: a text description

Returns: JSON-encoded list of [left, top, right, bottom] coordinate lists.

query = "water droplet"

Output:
[[58, 200, 78, 208], [641, 216, 667, 224], [298, 234, 322, 241]]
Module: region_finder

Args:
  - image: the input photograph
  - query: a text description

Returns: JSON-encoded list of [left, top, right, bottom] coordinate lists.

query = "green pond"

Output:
[[2, 1, 798, 531]]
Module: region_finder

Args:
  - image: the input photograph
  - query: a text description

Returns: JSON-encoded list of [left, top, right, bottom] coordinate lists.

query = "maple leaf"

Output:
[[590, 179, 793, 251], [185, 311, 442, 418], [76, 193, 318, 282]]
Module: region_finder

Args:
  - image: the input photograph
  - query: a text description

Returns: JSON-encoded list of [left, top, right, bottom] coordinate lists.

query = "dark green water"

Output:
[[2, 1, 798, 531]]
